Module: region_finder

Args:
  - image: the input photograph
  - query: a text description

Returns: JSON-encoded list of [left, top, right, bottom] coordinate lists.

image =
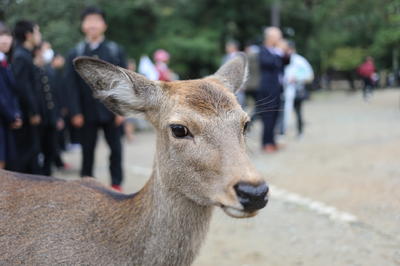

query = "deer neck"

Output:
[[113, 153, 213, 265]]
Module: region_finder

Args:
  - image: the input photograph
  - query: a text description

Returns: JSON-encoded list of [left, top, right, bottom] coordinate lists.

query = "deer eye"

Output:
[[170, 124, 191, 138]]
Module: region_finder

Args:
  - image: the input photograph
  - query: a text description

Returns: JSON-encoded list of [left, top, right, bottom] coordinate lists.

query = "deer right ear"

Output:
[[212, 52, 248, 93], [73, 57, 160, 115]]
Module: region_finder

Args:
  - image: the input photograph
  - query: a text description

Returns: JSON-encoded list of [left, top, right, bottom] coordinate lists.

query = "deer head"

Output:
[[74, 53, 268, 218]]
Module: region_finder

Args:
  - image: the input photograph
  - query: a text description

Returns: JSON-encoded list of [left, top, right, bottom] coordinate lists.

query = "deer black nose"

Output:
[[234, 182, 269, 212]]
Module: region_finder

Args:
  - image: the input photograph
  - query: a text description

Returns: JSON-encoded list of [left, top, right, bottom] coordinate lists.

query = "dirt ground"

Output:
[[58, 89, 400, 266]]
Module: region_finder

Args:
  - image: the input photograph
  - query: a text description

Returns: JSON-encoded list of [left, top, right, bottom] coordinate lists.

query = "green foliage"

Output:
[[1, 0, 400, 77], [328, 47, 366, 71]]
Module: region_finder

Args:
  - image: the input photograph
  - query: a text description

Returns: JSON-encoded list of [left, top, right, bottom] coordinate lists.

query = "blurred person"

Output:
[[10, 20, 42, 173], [51, 53, 73, 170], [154, 49, 172, 81], [124, 58, 137, 143], [0, 23, 22, 169], [222, 40, 240, 62], [245, 44, 261, 103], [258, 27, 286, 153], [54, 50, 80, 152], [357, 56, 376, 100], [275, 39, 292, 136], [65, 7, 127, 191], [138, 55, 159, 80], [32, 42, 63, 176], [41, 43, 71, 170], [127, 58, 136, 72], [245, 43, 261, 127], [282, 40, 314, 137], [223, 40, 246, 107]]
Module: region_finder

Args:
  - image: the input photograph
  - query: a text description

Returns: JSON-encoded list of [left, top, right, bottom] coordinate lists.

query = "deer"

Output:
[[0, 53, 269, 266]]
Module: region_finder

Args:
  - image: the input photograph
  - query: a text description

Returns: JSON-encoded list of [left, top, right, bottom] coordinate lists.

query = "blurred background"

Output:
[[1, 0, 399, 265], [1, 0, 400, 84]]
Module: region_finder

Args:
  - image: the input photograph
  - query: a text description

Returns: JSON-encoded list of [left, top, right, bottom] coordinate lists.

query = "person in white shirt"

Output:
[[282, 40, 314, 137]]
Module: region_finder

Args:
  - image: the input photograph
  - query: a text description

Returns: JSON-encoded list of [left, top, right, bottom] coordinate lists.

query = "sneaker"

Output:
[[57, 162, 72, 171], [111, 185, 122, 192], [263, 144, 278, 153]]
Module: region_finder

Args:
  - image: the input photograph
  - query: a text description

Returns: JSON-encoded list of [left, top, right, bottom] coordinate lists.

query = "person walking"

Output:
[[154, 49, 172, 81], [10, 20, 42, 173], [282, 41, 314, 137], [357, 56, 376, 100], [0, 23, 22, 169], [66, 7, 127, 191], [258, 27, 286, 153]]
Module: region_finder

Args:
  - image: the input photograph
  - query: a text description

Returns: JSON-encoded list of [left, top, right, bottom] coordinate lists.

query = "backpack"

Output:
[[75, 40, 120, 65]]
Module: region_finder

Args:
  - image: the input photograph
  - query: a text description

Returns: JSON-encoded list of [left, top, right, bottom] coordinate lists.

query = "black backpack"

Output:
[[75, 40, 120, 65]]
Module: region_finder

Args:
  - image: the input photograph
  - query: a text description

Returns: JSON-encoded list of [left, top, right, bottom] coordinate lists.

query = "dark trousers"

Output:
[[260, 95, 281, 146], [10, 124, 41, 174], [362, 77, 373, 97], [261, 108, 280, 146], [294, 98, 304, 135], [80, 121, 123, 186], [40, 125, 57, 176]]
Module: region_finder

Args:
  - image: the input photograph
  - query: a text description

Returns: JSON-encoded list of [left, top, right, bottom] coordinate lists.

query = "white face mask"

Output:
[[43, 48, 54, 64]]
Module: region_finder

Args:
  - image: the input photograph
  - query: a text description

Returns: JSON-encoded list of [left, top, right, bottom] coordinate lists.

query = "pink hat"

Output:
[[154, 49, 170, 62]]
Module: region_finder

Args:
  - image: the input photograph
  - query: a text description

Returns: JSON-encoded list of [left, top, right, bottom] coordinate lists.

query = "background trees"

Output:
[[1, 0, 400, 80]]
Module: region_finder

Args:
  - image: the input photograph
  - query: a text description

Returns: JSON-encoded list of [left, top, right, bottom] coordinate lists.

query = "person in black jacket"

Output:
[[258, 27, 286, 153], [0, 23, 22, 169], [50, 53, 71, 170], [65, 7, 127, 191], [33, 42, 63, 176], [10, 20, 42, 173]]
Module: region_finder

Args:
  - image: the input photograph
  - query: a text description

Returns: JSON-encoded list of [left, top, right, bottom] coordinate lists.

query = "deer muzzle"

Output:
[[234, 182, 269, 212]]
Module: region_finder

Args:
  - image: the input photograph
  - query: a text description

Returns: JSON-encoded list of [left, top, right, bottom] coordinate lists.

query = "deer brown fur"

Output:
[[0, 53, 267, 265]]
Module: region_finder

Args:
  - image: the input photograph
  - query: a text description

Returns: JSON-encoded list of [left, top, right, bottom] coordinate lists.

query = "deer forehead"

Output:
[[161, 79, 240, 117]]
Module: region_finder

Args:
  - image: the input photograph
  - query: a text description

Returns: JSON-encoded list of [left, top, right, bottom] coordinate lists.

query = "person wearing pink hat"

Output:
[[154, 49, 172, 81]]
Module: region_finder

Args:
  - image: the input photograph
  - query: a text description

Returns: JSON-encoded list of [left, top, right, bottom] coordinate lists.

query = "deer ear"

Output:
[[73, 57, 160, 115], [212, 52, 248, 93]]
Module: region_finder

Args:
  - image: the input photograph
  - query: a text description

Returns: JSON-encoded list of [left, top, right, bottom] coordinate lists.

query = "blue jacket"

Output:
[[258, 46, 284, 99], [0, 64, 20, 162], [0, 65, 20, 125]]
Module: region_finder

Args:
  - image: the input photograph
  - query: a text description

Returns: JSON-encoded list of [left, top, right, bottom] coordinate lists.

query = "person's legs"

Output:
[[271, 108, 280, 140], [67, 117, 81, 145], [124, 119, 135, 142], [259, 91, 280, 149], [261, 112, 274, 147], [275, 99, 285, 135], [41, 126, 58, 176], [14, 124, 41, 174], [102, 122, 123, 186], [362, 77, 372, 99], [283, 84, 296, 134], [80, 123, 98, 177], [294, 99, 304, 136]]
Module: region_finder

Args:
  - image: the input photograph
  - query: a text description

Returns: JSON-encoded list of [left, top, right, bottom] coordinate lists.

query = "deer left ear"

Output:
[[212, 52, 248, 93], [73, 57, 161, 116]]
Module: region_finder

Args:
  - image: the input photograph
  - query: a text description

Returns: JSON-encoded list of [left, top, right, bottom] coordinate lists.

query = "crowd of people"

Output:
[[0, 7, 176, 191], [1, 6, 315, 189]]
